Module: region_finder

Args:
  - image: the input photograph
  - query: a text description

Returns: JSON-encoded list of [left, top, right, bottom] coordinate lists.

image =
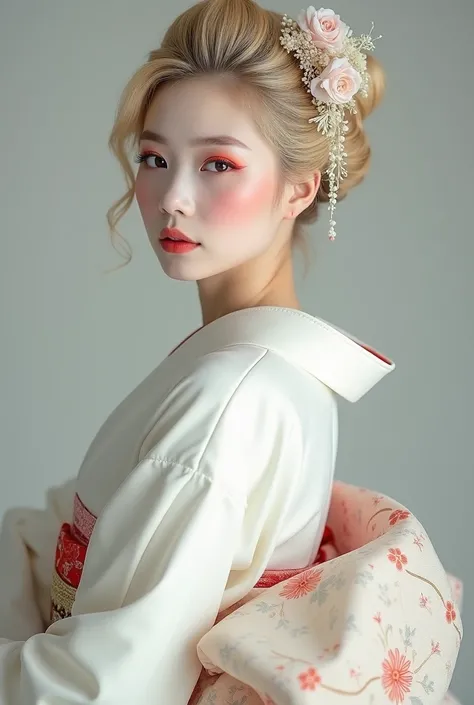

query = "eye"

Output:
[[202, 159, 236, 173], [134, 152, 165, 169]]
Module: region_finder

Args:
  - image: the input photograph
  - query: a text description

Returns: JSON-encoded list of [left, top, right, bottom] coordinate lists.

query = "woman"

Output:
[[0, 1, 459, 703]]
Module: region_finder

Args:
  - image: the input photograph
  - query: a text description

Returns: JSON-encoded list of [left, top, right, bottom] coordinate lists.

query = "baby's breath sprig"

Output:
[[280, 8, 380, 240]]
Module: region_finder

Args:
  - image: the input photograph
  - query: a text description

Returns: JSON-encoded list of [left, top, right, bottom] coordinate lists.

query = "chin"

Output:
[[158, 262, 198, 281], [153, 245, 253, 282], [162, 269, 199, 282], [155, 255, 205, 282]]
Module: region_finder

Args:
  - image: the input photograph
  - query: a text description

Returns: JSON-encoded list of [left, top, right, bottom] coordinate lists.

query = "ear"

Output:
[[285, 171, 321, 219]]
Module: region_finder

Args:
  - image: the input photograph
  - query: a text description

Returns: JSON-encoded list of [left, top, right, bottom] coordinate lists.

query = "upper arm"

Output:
[[0, 348, 327, 704]]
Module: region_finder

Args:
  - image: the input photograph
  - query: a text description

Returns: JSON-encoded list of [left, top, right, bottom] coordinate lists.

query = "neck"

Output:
[[197, 247, 301, 326]]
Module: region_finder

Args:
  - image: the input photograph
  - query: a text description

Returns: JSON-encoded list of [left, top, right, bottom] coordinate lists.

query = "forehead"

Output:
[[143, 76, 268, 151]]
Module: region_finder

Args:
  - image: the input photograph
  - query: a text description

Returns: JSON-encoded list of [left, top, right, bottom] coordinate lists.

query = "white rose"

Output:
[[297, 7, 349, 51], [310, 57, 361, 104]]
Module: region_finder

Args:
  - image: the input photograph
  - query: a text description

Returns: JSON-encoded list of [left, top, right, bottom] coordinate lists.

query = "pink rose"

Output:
[[310, 57, 361, 104], [297, 7, 349, 51]]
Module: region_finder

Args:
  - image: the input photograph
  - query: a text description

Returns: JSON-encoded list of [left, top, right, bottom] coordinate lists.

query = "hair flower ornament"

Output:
[[280, 7, 380, 240]]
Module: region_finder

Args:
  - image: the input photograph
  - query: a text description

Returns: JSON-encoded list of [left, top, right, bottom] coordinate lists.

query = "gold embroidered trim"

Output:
[[50, 568, 77, 622]]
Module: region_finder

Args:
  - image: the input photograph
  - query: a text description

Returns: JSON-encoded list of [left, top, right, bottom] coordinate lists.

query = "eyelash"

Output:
[[133, 152, 238, 173]]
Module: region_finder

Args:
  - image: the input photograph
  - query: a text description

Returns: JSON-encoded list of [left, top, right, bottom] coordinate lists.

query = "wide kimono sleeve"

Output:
[[0, 478, 76, 641], [0, 349, 301, 704]]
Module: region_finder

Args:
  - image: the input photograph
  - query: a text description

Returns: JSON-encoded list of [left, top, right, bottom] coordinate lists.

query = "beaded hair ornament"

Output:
[[280, 7, 380, 240]]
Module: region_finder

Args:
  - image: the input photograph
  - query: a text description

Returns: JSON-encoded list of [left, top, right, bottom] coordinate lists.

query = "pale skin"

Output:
[[134, 75, 321, 326]]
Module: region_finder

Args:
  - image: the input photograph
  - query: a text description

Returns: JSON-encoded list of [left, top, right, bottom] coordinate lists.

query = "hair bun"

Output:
[[355, 54, 385, 123]]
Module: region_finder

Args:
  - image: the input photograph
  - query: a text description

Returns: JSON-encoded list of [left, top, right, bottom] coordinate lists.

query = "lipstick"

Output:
[[159, 227, 200, 254]]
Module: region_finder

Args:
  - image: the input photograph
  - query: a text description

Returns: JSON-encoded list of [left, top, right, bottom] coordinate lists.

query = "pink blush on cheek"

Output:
[[134, 179, 157, 221], [134, 179, 149, 209], [209, 178, 276, 225]]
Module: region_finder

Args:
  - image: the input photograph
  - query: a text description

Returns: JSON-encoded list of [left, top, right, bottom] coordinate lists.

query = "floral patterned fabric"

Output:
[[190, 481, 463, 705], [50, 493, 96, 622]]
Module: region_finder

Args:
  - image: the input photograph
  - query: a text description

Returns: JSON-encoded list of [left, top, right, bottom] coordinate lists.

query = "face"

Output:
[[134, 77, 293, 282]]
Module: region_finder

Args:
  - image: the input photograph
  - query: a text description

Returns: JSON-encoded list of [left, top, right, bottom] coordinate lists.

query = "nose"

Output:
[[159, 171, 195, 218]]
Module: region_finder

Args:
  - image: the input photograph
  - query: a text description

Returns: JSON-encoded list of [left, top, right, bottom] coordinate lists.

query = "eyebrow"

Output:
[[139, 130, 250, 150]]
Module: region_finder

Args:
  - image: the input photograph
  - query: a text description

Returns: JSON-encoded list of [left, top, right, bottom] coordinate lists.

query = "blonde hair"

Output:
[[106, 0, 385, 264]]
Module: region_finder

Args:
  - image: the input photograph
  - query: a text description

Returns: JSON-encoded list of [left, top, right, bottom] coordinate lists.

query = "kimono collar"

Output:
[[170, 306, 395, 403]]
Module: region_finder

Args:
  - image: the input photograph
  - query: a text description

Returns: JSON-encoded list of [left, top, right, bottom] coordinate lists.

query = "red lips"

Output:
[[159, 227, 198, 244]]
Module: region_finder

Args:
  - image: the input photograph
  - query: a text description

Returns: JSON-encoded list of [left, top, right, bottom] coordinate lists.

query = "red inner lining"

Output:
[[358, 342, 392, 364]]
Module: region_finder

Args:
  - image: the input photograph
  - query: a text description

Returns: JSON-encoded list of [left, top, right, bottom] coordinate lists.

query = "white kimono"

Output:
[[0, 306, 394, 704]]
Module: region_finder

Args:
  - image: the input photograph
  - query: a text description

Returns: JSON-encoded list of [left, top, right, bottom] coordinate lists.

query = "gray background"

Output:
[[0, 0, 472, 700]]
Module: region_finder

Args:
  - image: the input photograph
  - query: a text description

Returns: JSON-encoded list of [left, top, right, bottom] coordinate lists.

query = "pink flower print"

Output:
[[389, 510, 410, 525], [349, 666, 362, 684], [372, 495, 383, 506], [279, 568, 322, 599], [445, 601, 456, 624], [419, 593, 430, 610], [381, 649, 413, 703], [298, 667, 322, 691], [413, 534, 425, 551], [452, 579, 462, 603], [373, 612, 382, 624], [431, 640, 441, 655], [388, 548, 408, 571]]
